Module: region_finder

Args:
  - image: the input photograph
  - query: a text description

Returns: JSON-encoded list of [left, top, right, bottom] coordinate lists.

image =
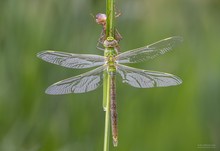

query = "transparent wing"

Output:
[[46, 66, 106, 95], [37, 50, 105, 69], [117, 64, 182, 88], [117, 36, 183, 64]]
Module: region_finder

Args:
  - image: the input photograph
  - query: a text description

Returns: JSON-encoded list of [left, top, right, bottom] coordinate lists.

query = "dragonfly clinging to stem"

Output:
[[37, 36, 183, 146]]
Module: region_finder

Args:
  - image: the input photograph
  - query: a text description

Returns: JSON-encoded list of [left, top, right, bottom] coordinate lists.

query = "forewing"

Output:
[[117, 64, 182, 88], [37, 50, 105, 69], [46, 66, 106, 95], [117, 36, 183, 64]]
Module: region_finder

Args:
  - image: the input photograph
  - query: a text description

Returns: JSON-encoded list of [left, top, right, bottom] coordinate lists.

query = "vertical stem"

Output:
[[106, 0, 115, 38], [103, 74, 111, 151], [103, 0, 115, 151], [103, 72, 107, 111]]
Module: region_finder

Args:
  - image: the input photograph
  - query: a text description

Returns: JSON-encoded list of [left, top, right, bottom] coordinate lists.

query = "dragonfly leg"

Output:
[[115, 29, 122, 42], [96, 30, 106, 51], [96, 42, 105, 51], [115, 45, 120, 54], [115, 6, 122, 18], [96, 38, 105, 51]]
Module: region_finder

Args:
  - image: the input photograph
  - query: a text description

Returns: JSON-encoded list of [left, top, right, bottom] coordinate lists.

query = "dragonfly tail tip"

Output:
[[113, 137, 118, 147]]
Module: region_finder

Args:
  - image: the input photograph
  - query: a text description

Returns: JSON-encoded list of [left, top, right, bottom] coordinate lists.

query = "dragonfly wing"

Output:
[[117, 64, 182, 88], [117, 36, 183, 64], [46, 66, 106, 94], [37, 51, 105, 69]]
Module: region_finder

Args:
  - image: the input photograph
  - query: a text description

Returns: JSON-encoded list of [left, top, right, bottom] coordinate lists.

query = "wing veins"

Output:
[[46, 66, 106, 94], [117, 36, 183, 64], [37, 50, 105, 69], [117, 64, 182, 88]]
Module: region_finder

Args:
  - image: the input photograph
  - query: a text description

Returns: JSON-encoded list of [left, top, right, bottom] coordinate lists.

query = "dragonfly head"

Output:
[[95, 13, 107, 25], [104, 37, 118, 48]]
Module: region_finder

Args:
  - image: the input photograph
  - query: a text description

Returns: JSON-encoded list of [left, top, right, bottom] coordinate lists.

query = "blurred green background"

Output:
[[0, 0, 220, 151]]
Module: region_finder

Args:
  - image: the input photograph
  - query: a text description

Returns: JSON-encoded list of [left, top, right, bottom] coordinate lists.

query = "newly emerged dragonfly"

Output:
[[37, 36, 182, 146], [95, 13, 122, 51]]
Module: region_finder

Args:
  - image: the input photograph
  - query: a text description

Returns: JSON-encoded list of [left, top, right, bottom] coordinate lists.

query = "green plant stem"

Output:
[[106, 0, 115, 37], [103, 72, 107, 111], [103, 0, 115, 151], [103, 73, 111, 151]]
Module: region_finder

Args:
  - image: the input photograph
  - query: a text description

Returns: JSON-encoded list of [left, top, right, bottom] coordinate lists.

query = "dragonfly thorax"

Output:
[[105, 56, 117, 73]]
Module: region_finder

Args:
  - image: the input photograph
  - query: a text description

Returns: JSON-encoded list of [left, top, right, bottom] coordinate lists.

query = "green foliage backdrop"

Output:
[[0, 0, 219, 150]]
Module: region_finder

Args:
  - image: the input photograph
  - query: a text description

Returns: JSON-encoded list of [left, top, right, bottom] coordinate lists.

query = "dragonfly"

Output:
[[95, 13, 122, 51], [37, 36, 183, 146]]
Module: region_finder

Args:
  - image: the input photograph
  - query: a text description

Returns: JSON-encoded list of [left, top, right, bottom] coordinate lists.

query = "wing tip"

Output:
[[170, 36, 184, 42], [45, 87, 57, 95], [173, 75, 183, 85], [36, 50, 54, 58], [36, 51, 44, 58], [45, 83, 67, 95], [45, 87, 65, 95]]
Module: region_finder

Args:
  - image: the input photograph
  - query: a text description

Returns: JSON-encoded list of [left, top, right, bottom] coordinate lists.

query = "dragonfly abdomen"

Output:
[[110, 73, 118, 147]]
